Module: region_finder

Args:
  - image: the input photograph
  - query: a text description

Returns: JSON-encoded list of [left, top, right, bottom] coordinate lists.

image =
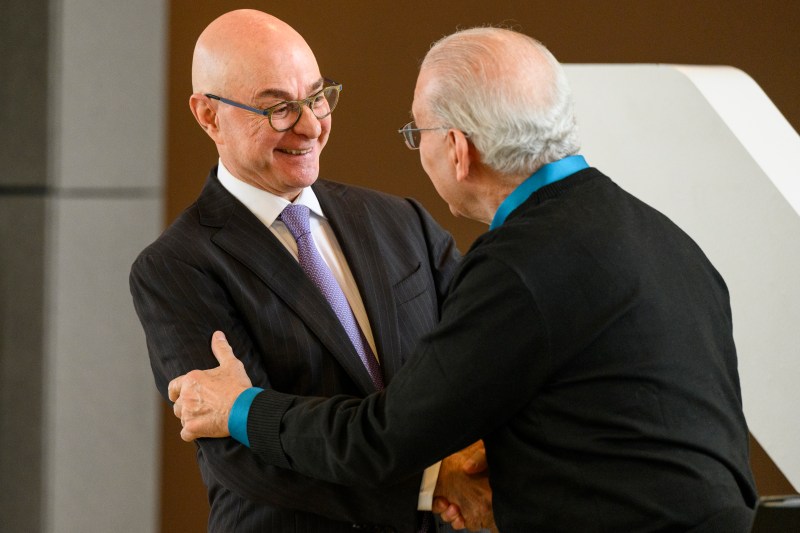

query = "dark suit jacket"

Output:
[[247, 168, 757, 532], [130, 168, 460, 532]]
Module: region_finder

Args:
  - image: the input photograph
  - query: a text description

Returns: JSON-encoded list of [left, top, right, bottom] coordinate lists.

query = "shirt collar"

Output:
[[217, 159, 325, 226], [489, 155, 589, 230]]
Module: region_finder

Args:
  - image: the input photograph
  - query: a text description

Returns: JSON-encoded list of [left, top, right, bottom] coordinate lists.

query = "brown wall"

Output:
[[162, 1, 799, 530]]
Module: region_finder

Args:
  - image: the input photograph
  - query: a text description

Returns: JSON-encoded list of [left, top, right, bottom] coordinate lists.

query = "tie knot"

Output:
[[280, 204, 311, 240]]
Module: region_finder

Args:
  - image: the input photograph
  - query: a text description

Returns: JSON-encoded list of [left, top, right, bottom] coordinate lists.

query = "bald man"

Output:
[[130, 9, 485, 533], [169, 27, 757, 532]]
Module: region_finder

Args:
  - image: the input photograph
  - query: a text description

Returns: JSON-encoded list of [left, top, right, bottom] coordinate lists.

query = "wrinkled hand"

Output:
[[433, 440, 497, 532], [168, 331, 253, 442]]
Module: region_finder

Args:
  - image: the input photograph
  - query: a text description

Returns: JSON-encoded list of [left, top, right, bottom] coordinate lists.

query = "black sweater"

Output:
[[250, 168, 757, 532]]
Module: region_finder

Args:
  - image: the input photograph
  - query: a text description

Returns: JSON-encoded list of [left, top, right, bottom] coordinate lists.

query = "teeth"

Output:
[[280, 148, 311, 155]]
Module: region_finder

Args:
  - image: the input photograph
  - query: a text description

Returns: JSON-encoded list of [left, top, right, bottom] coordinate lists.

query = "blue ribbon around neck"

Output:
[[490, 155, 589, 230]]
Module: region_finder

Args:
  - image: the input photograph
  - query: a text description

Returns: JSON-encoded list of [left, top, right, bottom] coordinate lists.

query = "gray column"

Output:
[[1, 1, 166, 531]]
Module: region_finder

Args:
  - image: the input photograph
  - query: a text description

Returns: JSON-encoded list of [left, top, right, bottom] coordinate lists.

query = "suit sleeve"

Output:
[[129, 252, 420, 524], [245, 254, 552, 486]]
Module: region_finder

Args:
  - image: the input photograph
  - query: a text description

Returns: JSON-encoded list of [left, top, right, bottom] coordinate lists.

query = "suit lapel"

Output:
[[198, 172, 378, 394], [314, 181, 403, 384]]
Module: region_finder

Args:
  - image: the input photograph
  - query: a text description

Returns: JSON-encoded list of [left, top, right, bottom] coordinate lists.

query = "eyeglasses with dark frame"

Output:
[[206, 79, 343, 132], [398, 121, 468, 150]]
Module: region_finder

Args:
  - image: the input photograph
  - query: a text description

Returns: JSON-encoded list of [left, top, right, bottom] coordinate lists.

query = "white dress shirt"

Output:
[[216, 160, 440, 509], [217, 161, 378, 358]]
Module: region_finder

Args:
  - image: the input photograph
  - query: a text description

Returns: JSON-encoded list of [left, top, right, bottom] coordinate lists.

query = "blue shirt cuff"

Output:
[[228, 387, 264, 447]]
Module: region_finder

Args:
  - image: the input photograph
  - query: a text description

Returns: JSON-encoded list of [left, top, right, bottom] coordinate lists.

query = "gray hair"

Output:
[[421, 27, 580, 177]]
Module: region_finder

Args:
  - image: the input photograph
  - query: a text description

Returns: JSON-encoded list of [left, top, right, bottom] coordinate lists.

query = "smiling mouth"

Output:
[[277, 148, 313, 156]]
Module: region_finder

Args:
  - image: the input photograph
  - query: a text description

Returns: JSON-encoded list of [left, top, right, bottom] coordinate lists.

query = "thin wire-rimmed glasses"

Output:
[[397, 121, 451, 150], [399, 121, 471, 150], [206, 80, 343, 132]]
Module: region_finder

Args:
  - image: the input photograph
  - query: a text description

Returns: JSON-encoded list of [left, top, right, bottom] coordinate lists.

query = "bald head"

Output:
[[187, 10, 331, 199], [192, 9, 317, 97]]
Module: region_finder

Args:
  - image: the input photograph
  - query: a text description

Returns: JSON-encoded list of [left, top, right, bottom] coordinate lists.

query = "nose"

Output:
[[291, 106, 323, 138]]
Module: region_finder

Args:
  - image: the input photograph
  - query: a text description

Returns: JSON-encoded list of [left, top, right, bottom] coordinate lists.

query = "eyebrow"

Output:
[[255, 78, 325, 101]]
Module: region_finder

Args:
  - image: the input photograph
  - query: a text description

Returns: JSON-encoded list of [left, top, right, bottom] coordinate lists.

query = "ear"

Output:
[[189, 93, 223, 143], [448, 129, 473, 183]]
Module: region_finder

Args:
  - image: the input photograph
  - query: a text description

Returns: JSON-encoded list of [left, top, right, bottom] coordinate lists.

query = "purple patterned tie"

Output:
[[280, 204, 384, 390]]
